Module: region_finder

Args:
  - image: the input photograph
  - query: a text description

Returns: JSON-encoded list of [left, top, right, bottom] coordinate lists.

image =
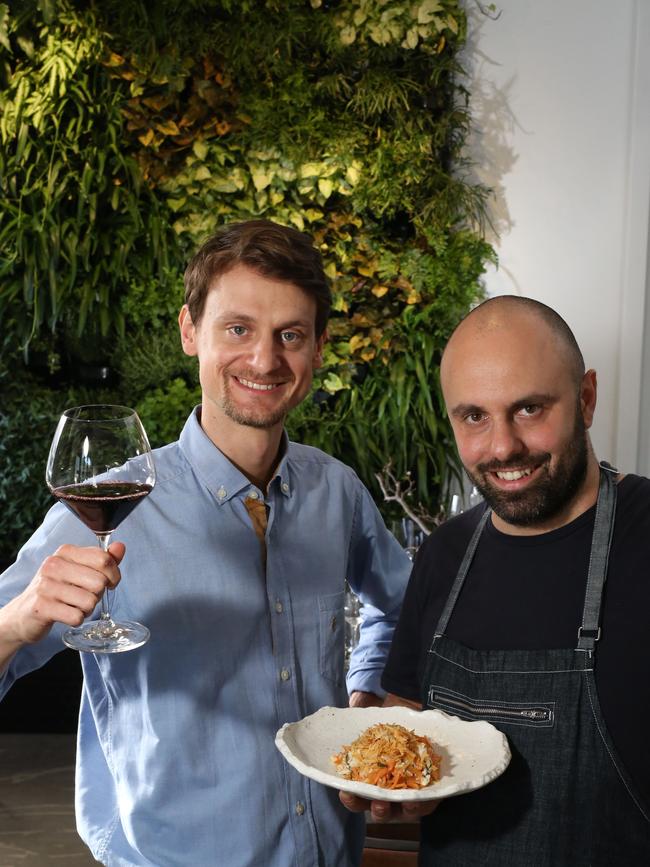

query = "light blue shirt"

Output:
[[0, 409, 411, 867]]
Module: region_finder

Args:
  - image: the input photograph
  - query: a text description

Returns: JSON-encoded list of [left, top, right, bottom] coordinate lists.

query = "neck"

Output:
[[200, 407, 285, 490], [491, 454, 602, 536]]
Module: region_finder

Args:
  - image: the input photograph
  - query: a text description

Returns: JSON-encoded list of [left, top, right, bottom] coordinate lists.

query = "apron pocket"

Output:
[[428, 685, 555, 728]]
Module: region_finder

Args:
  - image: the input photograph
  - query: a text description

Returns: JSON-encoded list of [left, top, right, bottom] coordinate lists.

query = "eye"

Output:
[[464, 411, 486, 425], [228, 325, 247, 337], [518, 404, 541, 417], [280, 330, 300, 344]]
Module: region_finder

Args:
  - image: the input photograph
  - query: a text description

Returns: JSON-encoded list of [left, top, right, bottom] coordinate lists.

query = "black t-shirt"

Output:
[[382, 473, 650, 806]]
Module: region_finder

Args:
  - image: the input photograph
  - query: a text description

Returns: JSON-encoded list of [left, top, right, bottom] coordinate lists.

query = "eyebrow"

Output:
[[450, 393, 557, 418], [215, 312, 312, 329]]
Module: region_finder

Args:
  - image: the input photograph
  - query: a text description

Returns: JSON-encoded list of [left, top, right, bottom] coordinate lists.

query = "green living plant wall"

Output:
[[0, 0, 494, 565]]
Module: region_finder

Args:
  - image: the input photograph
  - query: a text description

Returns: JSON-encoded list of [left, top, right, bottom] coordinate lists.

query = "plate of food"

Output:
[[275, 705, 511, 802]]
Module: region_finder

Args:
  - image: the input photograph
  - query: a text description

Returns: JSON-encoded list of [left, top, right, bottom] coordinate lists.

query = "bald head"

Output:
[[440, 296, 599, 532], [441, 296, 585, 391]]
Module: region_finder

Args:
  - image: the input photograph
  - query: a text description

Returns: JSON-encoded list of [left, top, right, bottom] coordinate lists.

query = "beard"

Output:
[[220, 369, 296, 430], [465, 410, 589, 527]]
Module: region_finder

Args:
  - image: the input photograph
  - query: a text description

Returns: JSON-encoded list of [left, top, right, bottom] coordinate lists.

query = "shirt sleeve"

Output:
[[380, 546, 429, 703], [344, 483, 412, 697], [0, 503, 96, 700]]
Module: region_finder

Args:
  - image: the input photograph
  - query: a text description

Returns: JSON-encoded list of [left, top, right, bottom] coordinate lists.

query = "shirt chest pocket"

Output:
[[318, 591, 345, 686]]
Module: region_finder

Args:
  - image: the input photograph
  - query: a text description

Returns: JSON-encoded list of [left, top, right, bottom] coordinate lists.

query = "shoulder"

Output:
[[149, 439, 192, 489], [613, 473, 650, 534], [287, 441, 361, 484], [408, 504, 486, 593], [419, 504, 486, 560]]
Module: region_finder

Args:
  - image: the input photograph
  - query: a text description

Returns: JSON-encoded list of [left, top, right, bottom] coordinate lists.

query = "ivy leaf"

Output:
[[404, 27, 419, 49], [318, 178, 334, 198], [251, 168, 273, 191], [418, 0, 443, 25], [192, 140, 209, 160], [339, 25, 357, 46], [323, 372, 348, 393]]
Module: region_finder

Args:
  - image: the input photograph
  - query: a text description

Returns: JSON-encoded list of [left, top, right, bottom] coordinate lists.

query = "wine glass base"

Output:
[[63, 620, 150, 654]]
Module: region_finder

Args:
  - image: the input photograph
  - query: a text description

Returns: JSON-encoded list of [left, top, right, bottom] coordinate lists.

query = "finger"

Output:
[[339, 791, 370, 813], [369, 800, 394, 822], [402, 799, 440, 819], [38, 557, 110, 596], [107, 541, 126, 564], [47, 547, 121, 589]]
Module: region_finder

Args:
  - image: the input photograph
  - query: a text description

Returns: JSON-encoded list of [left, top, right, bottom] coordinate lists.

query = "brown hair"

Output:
[[183, 219, 332, 336]]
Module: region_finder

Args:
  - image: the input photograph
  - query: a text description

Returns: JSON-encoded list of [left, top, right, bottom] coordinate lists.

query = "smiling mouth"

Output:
[[494, 467, 535, 481], [235, 376, 282, 391]]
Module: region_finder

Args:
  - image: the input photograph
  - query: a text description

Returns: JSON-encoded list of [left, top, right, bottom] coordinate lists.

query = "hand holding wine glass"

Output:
[[45, 405, 156, 653]]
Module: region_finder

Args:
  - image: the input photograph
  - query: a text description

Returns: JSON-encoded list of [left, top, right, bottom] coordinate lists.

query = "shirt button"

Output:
[[280, 668, 291, 682], [295, 801, 305, 816], [275, 600, 283, 614], [281, 482, 289, 493], [217, 486, 227, 499], [248, 490, 259, 499]]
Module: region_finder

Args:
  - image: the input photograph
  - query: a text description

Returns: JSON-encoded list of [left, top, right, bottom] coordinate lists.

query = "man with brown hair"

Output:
[[343, 296, 650, 864], [0, 220, 411, 867]]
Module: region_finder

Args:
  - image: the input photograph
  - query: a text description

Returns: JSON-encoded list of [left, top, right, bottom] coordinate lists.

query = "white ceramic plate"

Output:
[[275, 705, 511, 802]]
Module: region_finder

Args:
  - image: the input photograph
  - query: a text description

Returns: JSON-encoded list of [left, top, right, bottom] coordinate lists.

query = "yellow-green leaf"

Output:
[[323, 372, 348, 393], [318, 177, 334, 198], [192, 140, 209, 160], [300, 161, 325, 178], [418, 0, 443, 25], [251, 168, 273, 191], [340, 25, 357, 46]]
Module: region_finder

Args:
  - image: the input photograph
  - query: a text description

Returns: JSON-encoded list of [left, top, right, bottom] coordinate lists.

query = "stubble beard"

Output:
[[220, 371, 295, 430], [466, 410, 590, 527]]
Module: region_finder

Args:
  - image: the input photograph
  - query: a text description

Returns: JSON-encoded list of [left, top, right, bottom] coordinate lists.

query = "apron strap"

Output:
[[576, 462, 618, 651], [429, 463, 618, 654], [430, 505, 490, 648]]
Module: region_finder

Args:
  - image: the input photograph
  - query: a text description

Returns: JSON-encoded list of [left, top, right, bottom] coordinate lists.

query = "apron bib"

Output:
[[420, 467, 650, 865]]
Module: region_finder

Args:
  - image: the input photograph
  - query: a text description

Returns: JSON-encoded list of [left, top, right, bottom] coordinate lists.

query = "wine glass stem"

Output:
[[97, 533, 114, 623]]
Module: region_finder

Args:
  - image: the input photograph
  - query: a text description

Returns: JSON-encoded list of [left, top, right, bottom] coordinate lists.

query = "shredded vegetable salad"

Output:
[[331, 722, 442, 789]]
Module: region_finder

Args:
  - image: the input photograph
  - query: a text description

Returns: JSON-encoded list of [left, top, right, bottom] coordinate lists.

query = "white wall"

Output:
[[463, 0, 650, 471]]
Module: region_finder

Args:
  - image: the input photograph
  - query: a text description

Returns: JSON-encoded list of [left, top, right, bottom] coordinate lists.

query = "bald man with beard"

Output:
[[342, 297, 650, 865]]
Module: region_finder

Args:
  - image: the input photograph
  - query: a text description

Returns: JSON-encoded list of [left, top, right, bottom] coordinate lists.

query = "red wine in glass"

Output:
[[46, 405, 156, 653]]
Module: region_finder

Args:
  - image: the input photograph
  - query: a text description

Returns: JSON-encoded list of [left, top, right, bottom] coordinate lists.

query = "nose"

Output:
[[248, 333, 281, 374], [490, 417, 525, 462]]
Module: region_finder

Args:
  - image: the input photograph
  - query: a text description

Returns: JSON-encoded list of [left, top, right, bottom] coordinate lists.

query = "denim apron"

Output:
[[420, 466, 650, 865]]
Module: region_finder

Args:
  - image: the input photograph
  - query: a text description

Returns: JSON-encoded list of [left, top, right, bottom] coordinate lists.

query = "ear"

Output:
[[179, 305, 198, 357], [580, 369, 597, 429], [312, 329, 327, 368]]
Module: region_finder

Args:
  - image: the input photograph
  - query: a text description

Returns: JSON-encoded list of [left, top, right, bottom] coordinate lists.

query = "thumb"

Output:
[[107, 541, 126, 564]]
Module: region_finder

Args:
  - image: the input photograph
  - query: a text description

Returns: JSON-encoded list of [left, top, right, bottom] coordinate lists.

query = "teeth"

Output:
[[238, 378, 279, 391], [496, 468, 533, 481]]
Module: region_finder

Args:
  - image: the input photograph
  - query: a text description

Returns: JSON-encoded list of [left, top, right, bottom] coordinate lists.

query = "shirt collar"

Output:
[[179, 408, 292, 503]]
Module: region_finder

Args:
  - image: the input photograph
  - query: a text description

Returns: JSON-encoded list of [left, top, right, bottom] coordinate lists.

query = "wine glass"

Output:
[[46, 405, 156, 653], [344, 581, 363, 666], [391, 517, 424, 561]]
